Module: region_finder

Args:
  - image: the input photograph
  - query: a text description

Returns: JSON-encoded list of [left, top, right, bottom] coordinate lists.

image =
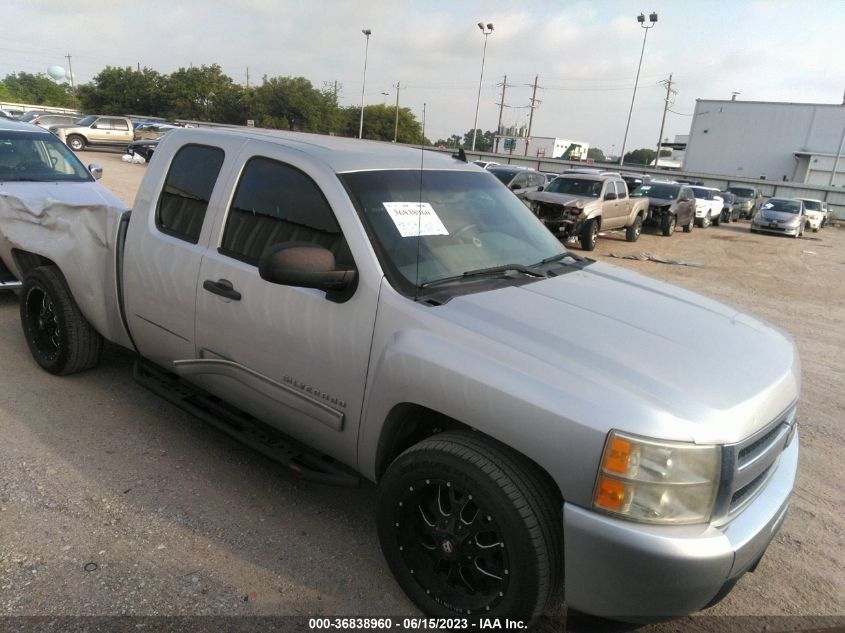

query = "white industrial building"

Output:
[[682, 99, 845, 186]]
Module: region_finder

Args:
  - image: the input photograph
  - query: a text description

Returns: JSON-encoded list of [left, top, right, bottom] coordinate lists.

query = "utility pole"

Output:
[[494, 75, 512, 153], [137, 62, 140, 73], [393, 81, 401, 143], [655, 73, 675, 168], [246, 67, 250, 88], [64, 53, 76, 95], [524, 75, 541, 156]]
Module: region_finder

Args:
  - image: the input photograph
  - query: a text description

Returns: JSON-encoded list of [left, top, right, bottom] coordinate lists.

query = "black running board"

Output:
[[133, 359, 361, 487]]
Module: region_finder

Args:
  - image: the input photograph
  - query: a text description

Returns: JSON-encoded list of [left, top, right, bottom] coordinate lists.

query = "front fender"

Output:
[[357, 324, 606, 507]]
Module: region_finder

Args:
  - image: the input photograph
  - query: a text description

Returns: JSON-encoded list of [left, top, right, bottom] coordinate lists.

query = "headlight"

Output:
[[593, 431, 721, 524]]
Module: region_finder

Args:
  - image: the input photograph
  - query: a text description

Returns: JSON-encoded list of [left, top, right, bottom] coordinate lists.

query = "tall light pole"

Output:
[[619, 12, 657, 166], [359, 28, 372, 139], [472, 22, 494, 151]]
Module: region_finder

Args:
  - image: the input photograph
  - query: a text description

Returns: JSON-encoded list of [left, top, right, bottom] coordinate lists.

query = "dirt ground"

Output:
[[0, 152, 843, 631]]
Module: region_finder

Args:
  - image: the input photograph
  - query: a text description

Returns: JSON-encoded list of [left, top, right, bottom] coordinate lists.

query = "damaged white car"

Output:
[[0, 120, 122, 292]]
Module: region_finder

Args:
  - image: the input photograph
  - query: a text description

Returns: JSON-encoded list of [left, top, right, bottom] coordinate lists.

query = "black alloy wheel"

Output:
[[377, 432, 561, 621]]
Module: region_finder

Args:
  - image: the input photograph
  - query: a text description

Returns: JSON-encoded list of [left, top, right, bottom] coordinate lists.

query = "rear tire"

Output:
[[20, 266, 103, 375], [377, 431, 562, 622], [661, 213, 676, 236], [625, 216, 642, 242], [66, 135, 86, 151], [580, 218, 599, 251]]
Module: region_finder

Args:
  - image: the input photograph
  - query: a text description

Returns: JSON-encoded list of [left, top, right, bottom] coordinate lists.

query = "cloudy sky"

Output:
[[4, 0, 843, 154]]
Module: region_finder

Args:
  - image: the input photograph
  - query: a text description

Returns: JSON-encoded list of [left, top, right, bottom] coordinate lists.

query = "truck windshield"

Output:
[[341, 169, 569, 293], [0, 131, 93, 182], [802, 200, 821, 211], [728, 187, 755, 198], [544, 178, 602, 197]]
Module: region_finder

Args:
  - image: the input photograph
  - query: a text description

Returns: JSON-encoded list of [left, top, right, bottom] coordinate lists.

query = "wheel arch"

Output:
[[11, 248, 57, 279], [373, 401, 563, 509]]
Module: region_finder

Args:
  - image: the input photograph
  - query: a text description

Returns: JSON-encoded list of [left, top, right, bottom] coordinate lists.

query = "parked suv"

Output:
[[726, 186, 763, 220], [690, 186, 724, 227], [486, 165, 547, 200], [630, 182, 696, 235], [797, 198, 824, 232], [719, 191, 741, 223], [51, 115, 135, 151]]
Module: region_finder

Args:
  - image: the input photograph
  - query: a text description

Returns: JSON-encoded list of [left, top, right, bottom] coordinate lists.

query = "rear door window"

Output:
[[155, 144, 225, 243]]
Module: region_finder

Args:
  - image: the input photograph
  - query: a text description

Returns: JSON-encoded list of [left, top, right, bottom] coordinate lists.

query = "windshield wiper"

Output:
[[532, 252, 574, 267], [420, 263, 545, 289]]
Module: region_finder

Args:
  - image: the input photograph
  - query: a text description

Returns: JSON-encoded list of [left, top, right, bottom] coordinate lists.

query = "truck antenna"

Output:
[[414, 103, 427, 300]]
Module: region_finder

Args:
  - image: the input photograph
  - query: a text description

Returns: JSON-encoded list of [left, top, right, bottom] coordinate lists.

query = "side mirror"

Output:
[[88, 163, 103, 180], [258, 243, 356, 294], [510, 183, 522, 190], [604, 192, 618, 201], [537, 185, 544, 192]]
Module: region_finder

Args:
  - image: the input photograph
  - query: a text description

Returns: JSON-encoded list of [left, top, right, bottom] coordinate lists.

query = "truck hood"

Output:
[[432, 261, 798, 444], [523, 191, 599, 209]]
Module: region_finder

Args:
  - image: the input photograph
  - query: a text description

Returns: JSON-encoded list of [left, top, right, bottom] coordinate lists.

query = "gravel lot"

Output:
[[1, 152, 843, 631]]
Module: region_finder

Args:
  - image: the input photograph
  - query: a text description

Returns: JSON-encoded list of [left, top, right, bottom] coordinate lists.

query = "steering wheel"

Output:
[[452, 223, 480, 242], [15, 161, 41, 173]]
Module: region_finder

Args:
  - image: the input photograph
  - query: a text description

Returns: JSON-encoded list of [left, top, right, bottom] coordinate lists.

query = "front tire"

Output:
[[66, 135, 86, 151], [625, 215, 642, 242], [661, 213, 676, 236], [377, 432, 562, 622], [579, 218, 599, 251], [683, 213, 694, 233], [701, 211, 712, 228], [20, 266, 103, 375]]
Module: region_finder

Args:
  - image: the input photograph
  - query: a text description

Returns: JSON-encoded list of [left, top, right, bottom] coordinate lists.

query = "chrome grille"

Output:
[[712, 404, 797, 522]]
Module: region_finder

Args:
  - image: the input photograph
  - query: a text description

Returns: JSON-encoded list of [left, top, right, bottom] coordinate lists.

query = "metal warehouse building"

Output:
[[682, 99, 845, 186]]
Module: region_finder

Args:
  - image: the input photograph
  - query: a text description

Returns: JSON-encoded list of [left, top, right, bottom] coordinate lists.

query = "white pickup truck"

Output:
[[0, 119, 800, 623]]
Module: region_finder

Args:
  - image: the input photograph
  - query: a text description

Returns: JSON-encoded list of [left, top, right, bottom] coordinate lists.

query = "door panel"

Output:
[[123, 140, 237, 367], [191, 150, 378, 466]]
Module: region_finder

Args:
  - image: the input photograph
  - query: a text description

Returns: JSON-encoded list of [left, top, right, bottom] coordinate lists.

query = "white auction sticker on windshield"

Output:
[[383, 202, 449, 237]]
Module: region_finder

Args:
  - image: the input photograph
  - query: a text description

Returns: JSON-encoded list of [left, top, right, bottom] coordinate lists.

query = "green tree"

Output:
[[338, 103, 425, 143], [623, 148, 657, 166], [461, 129, 494, 151], [587, 147, 606, 162], [1, 72, 76, 107], [77, 66, 164, 116], [253, 76, 335, 132], [161, 64, 241, 122]]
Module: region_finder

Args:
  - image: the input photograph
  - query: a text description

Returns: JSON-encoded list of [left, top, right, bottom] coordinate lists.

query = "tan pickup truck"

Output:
[[522, 174, 650, 250], [50, 115, 134, 151]]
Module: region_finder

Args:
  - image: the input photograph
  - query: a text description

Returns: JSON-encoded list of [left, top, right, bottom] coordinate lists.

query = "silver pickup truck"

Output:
[[0, 120, 800, 623]]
